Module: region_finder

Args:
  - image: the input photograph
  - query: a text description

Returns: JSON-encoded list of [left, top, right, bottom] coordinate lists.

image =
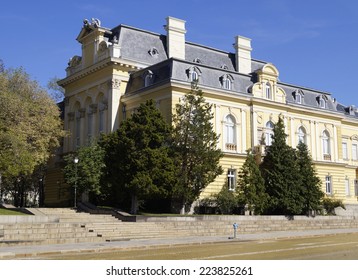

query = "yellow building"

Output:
[[47, 17, 358, 210]]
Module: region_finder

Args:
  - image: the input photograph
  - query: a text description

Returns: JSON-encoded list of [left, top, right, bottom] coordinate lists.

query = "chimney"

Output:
[[164, 17, 186, 60], [234, 35, 252, 74]]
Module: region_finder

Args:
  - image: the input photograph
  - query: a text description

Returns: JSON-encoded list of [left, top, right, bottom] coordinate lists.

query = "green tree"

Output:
[[171, 82, 223, 214], [0, 66, 64, 205], [0, 67, 64, 177], [260, 116, 304, 215], [237, 149, 268, 215], [101, 100, 176, 214], [215, 184, 237, 214], [63, 141, 105, 204], [296, 141, 324, 215]]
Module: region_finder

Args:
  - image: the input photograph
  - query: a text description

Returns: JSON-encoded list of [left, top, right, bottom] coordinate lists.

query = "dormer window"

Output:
[[193, 58, 202, 64], [187, 66, 201, 82], [220, 74, 234, 90], [143, 70, 154, 87], [293, 90, 304, 104], [148, 47, 159, 57], [317, 95, 328, 109], [221, 64, 229, 70]]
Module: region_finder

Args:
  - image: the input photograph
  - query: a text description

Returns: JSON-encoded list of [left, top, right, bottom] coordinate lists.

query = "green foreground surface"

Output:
[[0, 209, 26, 215], [39, 233, 358, 260]]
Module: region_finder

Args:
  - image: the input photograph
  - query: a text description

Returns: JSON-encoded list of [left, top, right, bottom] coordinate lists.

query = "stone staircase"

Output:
[[1, 208, 358, 247]]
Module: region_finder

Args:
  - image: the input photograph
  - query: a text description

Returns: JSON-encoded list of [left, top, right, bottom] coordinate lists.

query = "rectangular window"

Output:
[[352, 144, 358, 160], [87, 113, 93, 140], [355, 180, 358, 196], [99, 110, 104, 133], [75, 116, 81, 148], [342, 142, 348, 160], [345, 178, 350, 196], [325, 176, 332, 195], [228, 169, 236, 191]]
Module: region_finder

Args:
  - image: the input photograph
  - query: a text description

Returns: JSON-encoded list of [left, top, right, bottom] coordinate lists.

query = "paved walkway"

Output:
[[1, 228, 358, 259]]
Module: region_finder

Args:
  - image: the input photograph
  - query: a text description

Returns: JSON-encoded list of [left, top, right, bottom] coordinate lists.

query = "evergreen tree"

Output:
[[260, 116, 305, 215], [100, 100, 176, 214], [63, 141, 105, 203], [215, 183, 237, 214], [296, 141, 324, 215], [171, 82, 223, 214], [237, 149, 268, 215]]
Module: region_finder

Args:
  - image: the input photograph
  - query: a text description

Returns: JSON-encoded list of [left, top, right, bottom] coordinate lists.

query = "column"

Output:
[[241, 109, 247, 152]]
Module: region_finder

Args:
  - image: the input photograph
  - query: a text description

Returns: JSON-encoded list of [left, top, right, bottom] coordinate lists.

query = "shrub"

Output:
[[215, 186, 237, 214], [322, 197, 345, 215]]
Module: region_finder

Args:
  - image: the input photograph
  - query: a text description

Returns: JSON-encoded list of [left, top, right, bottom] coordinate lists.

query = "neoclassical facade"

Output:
[[45, 17, 358, 207]]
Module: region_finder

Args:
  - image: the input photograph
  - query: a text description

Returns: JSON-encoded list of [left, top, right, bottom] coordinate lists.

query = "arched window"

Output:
[[318, 95, 327, 109], [187, 66, 201, 83], [322, 130, 331, 158], [144, 70, 154, 87], [265, 83, 271, 99], [297, 126, 306, 145], [191, 71, 198, 82], [224, 115, 236, 151], [221, 74, 233, 90], [265, 121, 274, 146], [74, 106, 82, 149]]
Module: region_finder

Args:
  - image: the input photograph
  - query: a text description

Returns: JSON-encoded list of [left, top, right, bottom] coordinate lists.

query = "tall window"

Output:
[[228, 169, 236, 191], [352, 143, 358, 160], [342, 142, 348, 160], [265, 83, 271, 99], [319, 97, 326, 108], [322, 130, 330, 156], [224, 115, 236, 151], [144, 71, 154, 87], [296, 93, 302, 104], [221, 75, 233, 90], [87, 113, 93, 141], [75, 113, 81, 148], [345, 178, 350, 196], [187, 69, 198, 82], [325, 176, 332, 194], [265, 121, 274, 146], [99, 110, 104, 133], [297, 126, 306, 145]]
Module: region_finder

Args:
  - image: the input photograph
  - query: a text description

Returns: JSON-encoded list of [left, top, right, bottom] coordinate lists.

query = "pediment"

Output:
[[261, 63, 279, 77]]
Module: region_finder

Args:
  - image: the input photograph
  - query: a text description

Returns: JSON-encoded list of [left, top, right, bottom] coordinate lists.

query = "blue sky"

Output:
[[1, 0, 357, 106]]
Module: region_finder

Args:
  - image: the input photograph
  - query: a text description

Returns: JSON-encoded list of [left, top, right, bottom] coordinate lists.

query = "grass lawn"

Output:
[[0, 208, 27, 215]]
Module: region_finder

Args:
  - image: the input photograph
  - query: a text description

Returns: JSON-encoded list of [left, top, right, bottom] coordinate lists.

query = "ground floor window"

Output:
[[228, 169, 236, 191], [345, 178, 350, 196], [325, 176, 332, 195]]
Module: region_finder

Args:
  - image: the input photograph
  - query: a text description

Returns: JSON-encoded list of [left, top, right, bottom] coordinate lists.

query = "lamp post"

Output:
[[74, 157, 79, 208]]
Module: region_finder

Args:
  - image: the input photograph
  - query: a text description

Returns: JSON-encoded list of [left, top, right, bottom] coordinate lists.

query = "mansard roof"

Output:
[[126, 58, 252, 96], [115, 23, 356, 119]]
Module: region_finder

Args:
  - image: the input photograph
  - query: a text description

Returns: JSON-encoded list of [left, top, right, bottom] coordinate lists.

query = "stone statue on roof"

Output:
[[83, 18, 101, 29]]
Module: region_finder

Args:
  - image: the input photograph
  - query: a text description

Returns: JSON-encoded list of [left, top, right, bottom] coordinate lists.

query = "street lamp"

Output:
[[74, 157, 79, 208]]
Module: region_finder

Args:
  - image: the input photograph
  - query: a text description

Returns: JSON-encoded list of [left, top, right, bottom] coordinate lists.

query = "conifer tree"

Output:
[[296, 141, 324, 215], [101, 100, 176, 214], [260, 116, 305, 215], [171, 82, 223, 214], [237, 149, 268, 215]]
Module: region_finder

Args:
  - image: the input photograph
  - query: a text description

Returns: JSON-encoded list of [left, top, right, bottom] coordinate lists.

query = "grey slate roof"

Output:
[[115, 24, 356, 119], [112, 25, 168, 65]]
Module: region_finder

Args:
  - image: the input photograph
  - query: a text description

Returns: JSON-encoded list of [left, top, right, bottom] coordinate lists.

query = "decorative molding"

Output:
[[64, 97, 70, 106], [79, 108, 86, 118], [67, 112, 75, 121], [109, 79, 121, 89]]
